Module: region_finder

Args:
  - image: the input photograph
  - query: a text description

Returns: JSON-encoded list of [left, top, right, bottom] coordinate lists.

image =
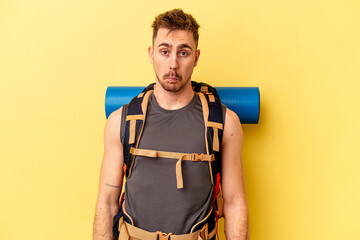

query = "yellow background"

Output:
[[1, 0, 359, 239]]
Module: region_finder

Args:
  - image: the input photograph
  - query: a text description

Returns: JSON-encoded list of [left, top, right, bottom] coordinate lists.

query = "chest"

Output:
[[138, 100, 207, 154]]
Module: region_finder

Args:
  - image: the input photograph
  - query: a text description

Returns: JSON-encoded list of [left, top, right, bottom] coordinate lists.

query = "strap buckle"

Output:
[[192, 153, 204, 161], [129, 147, 134, 154], [156, 231, 173, 240]]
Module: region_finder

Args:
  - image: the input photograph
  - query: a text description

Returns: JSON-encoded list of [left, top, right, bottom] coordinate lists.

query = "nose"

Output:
[[169, 55, 178, 70]]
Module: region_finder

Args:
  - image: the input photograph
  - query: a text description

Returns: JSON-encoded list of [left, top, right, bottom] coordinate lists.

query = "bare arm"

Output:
[[93, 108, 124, 240], [221, 108, 249, 240]]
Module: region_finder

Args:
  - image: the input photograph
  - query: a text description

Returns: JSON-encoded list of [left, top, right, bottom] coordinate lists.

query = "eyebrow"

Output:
[[157, 43, 193, 51], [178, 44, 193, 51], [158, 43, 170, 48]]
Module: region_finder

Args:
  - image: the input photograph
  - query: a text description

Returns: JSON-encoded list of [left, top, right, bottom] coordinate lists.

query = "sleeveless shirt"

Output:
[[121, 92, 214, 234]]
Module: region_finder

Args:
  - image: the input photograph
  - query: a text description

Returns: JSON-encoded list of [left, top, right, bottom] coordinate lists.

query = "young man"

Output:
[[93, 9, 248, 240]]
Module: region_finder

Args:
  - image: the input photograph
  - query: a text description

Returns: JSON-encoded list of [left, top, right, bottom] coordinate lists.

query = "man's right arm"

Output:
[[93, 108, 124, 240]]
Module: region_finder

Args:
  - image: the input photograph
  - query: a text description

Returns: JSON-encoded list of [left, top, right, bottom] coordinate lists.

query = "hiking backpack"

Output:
[[114, 81, 225, 239]]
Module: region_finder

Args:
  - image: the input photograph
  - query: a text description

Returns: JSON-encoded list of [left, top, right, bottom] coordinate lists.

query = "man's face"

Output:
[[148, 28, 200, 92]]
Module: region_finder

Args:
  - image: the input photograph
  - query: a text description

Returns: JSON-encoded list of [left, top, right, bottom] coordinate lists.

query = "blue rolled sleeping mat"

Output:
[[105, 86, 260, 124]]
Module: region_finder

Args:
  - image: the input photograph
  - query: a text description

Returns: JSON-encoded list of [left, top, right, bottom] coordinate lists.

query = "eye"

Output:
[[161, 50, 169, 55], [179, 51, 188, 57]]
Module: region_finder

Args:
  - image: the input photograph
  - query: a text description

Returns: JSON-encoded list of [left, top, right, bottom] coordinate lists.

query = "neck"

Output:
[[153, 81, 194, 110]]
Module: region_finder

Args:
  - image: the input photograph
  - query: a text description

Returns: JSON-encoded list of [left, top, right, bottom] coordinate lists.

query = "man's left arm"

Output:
[[221, 108, 249, 240]]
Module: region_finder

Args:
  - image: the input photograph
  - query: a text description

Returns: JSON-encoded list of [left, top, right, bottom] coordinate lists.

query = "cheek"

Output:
[[154, 56, 165, 67], [183, 60, 195, 71], [153, 61, 165, 75]]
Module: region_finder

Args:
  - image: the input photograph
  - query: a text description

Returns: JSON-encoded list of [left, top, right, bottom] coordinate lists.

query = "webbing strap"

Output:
[[197, 93, 209, 155], [130, 147, 214, 189], [208, 94, 215, 102], [207, 121, 223, 152], [118, 217, 129, 240], [126, 115, 144, 144], [209, 226, 216, 239], [123, 222, 203, 240], [126, 115, 143, 121], [207, 121, 223, 130], [212, 128, 219, 152], [128, 90, 153, 178], [200, 223, 216, 240], [199, 85, 215, 102], [129, 120, 136, 144], [141, 91, 152, 117], [197, 93, 215, 186]]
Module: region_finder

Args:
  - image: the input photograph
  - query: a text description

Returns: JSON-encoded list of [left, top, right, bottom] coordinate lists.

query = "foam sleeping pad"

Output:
[[105, 86, 260, 124]]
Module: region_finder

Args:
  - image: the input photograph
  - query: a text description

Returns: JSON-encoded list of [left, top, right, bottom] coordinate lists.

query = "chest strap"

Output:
[[130, 147, 215, 189]]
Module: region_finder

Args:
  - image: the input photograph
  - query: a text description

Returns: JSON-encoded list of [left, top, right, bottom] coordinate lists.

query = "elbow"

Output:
[[223, 195, 248, 219]]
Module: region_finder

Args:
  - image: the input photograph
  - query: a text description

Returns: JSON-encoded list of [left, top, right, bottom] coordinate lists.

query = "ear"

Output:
[[148, 46, 154, 64], [194, 49, 200, 67]]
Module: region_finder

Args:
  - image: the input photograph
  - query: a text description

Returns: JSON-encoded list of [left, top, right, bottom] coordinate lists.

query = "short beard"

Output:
[[155, 72, 191, 92]]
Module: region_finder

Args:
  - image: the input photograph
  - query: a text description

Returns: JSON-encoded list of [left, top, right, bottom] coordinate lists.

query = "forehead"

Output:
[[154, 28, 196, 48]]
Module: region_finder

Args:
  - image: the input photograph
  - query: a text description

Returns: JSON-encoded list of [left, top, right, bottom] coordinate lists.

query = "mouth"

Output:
[[167, 77, 178, 82], [164, 71, 181, 83]]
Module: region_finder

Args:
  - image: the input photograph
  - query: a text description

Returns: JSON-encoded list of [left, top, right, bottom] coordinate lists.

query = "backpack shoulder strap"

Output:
[[123, 90, 153, 178], [197, 91, 224, 219], [197, 91, 224, 178], [197, 91, 224, 152]]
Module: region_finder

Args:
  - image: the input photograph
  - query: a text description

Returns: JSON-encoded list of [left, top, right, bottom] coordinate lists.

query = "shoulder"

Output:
[[104, 107, 123, 144], [225, 108, 241, 125], [107, 107, 123, 127], [223, 108, 243, 144]]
